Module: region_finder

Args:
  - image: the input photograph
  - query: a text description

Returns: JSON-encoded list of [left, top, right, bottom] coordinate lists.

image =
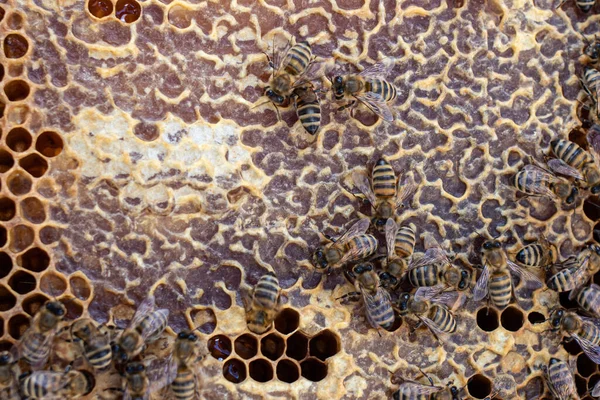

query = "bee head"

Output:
[[379, 271, 398, 288], [311, 248, 329, 271], [550, 309, 565, 329], [352, 263, 373, 275], [589, 243, 600, 256], [46, 301, 66, 317], [397, 293, 411, 314], [585, 42, 600, 60], [178, 330, 198, 342], [565, 186, 579, 204], [125, 362, 145, 375], [264, 87, 285, 105], [332, 76, 345, 97], [482, 240, 501, 251]]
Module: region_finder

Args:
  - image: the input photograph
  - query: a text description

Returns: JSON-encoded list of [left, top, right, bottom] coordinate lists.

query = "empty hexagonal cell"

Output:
[[0, 226, 6, 247], [190, 307, 216, 335], [9, 270, 36, 294], [467, 374, 493, 399], [595, 222, 600, 244], [22, 293, 50, 316], [4, 80, 30, 101], [39, 226, 61, 245], [584, 198, 600, 221], [559, 291, 580, 310], [275, 308, 300, 334], [64, 299, 84, 319], [208, 335, 232, 361], [249, 358, 273, 382], [276, 359, 300, 383], [168, 5, 193, 29], [18, 248, 50, 272], [7, 170, 32, 195], [261, 333, 285, 361], [36, 131, 63, 158], [576, 374, 587, 397], [578, 353, 597, 378], [115, 0, 141, 23], [300, 357, 327, 382], [9, 224, 34, 252], [3, 34, 28, 59], [589, 374, 600, 393], [6, 127, 31, 152], [476, 307, 499, 332], [564, 337, 583, 355], [70, 275, 91, 300], [528, 311, 545, 325], [88, 0, 113, 18], [8, 313, 29, 340], [0, 197, 15, 221], [7, 104, 29, 125], [286, 331, 309, 361], [309, 330, 340, 361], [234, 333, 258, 360], [223, 358, 246, 384], [40, 272, 67, 297], [0, 149, 14, 172], [6, 12, 23, 30], [0, 342, 13, 352], [0, 7, 5, 23], [20, 197, 46, 224], [500, 306, 524, 332], [0, 284, 16, 311], [0, 252, 12, 278], [19, 153, 48, 177]]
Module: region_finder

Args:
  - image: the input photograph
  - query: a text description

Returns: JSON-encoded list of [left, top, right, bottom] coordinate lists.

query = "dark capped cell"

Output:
[[300, 357, 327, 382], [222, 358, 246, 383], [0, 252, 12, 278], [9, 224, 34, 252], [115, 0, 141, 23], [19, 153, 48, 177], [309, 330, 340, 361], [476, 307, 499, 332], [234, 333, 257, 360], [500, 306, 524, 332], [21, 197, 46, 224], [0, 197, 15, 221], [22, 293, 49, 316], [18, 247, 50, 272], [0, 284, 16, 311], [6, 127, 31, 152], [276, 359, 300, 383], [6, 12, 23, 30], [39, 226, 61, 245], [8, 313, 29, 339], [208, 335, 232, 361], [261, 333, 285, 361], [4, 79, 30, 101], [249, 358, 273, 382], [40, 272, 67, 296], [274, 308, 300, 334], [70, 276, 91, 300], [467, 374, 493, 399], [8, 269, 36, 294], [133, 122, 159, 142], [3, 34, 28, 59], [36, 131, 63, 158], [286, 331, 309, 361], [0, 149, 14, 172], [88, 0, 113, 18]]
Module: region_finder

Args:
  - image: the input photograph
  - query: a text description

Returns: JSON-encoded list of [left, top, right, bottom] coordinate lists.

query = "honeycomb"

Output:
[[0, 0, 599, 398]]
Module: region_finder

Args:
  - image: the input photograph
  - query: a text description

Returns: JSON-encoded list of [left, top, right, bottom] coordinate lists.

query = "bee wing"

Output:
[[147, 355, 178, 393], [593, 379, 600, 397], [506, 260, 544, 291], [128, 296, 156, 330], [407, 248, 449, 272], [579, 316, 600, 330], [547, 158, 584, 180], [294, 60, 329, 87], [352, 170, 377, 206], [358, 61, 394, 78], [337, 238, 375, 266], [397, 381, 445, 395], [587, 124, 600, 158], [354, 92, 394, 122], [414, 285, 445, 302], [420, 315, 448, 339], [573, 333, 600, 364], [517, 166, 560, 198], [472, 264, 491, 302], [385, 219, 399, 261], [395, 177, 417, 209], [335, 218, 371, 245]]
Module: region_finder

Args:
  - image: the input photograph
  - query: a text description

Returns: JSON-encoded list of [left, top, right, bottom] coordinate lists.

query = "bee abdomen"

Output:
[[408, 264, 439, 287], [395, 225, 416, 258], [393, 388, 429, 400], [489, 272, 512, 308], [430, 304, 457, 333], [548, 360, 573, 393], [551, 139, 592, 170], [581, 322, 600, 345], [513, 170, 549, 195], [547, 267, 578, 292], [87, 346, 112, 369], [516, 243, 544, 267], [254, 274, 281, 308], [296, 93, 320, 135], [172, 367, 196, 400], [348, 234, 378, 259], [368, 292, 395, 329], [283, 41, 312, 76], [372, 159, 396, 198], [576, 286, 600, 317], [21, 332, 50, 366], [365, 79, 397, 102], [576, 0, 595, 11], [138, 309, 170, 342]]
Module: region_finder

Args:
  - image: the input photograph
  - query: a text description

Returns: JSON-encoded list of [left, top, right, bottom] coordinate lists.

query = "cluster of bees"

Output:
[[0, 295, 203, 399]]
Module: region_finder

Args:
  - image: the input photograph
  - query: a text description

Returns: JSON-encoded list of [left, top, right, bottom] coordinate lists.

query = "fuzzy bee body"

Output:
[[550, 139, 600, 193], [408, 264, 440, 287], [512, 165, 578, 205], [547, 358, 577, 400], [246, 272, 281, 334], [20, 369, 94, 399], [516, 241, 558, 268], [264, 41, 313, 105], [428, 303, 457, 334], [548, 244, 600, 293], [0, 351, 19, 400], [395, 225, 417, 258], [19, 301, 66, 368], [489, 271, 513, 309], [70, 318, 112, 370], [292, 85, 321, 135], [574, 285, 600, 318]]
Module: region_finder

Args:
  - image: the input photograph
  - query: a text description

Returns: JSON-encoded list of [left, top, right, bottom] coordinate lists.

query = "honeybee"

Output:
[[70, 318, 112, 370], [123, 362, 151, 400], [583, 66, 600, 116], [19, 300, 66, 369], [291, 84, 321, 135], [472, 240, 543, 309], [168, 330, 201, 400], [108, 359, 172, 400], [0, 350, 19, 400], [512, 164, 579, 205], [584, 35, 600, 64], [557, 0, 596, 12], [245, 272, 282, 334], [396, 292, 457, 341], [544, 358, 578, 400], [331, 61, 397, 121], [380, 218, 417, 290], [572, 284, 600, 318], [112, 295, 170, 363], [391, 376, 462, 400], [514, 237, 558, 268], [338, 263, 395, 332], [311, 218, 378, 273], [20, 367, 95, 399], [548, 138, 600, 193], [548, 308, 600, 363], [352, 158, 417, 230], [547, 243, 600, 293]]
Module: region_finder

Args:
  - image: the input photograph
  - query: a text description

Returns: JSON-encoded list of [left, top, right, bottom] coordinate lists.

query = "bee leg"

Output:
[[336, 291, 361, 302], [417, 368, 434, 386], [337, 101, 356, 112], [554, 0, 568, 9]]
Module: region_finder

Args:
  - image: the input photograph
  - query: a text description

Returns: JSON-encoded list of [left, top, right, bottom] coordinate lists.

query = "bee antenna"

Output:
[[251, 100, 272, 110]]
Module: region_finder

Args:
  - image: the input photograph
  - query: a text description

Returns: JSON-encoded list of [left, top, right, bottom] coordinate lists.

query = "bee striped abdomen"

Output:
[[138, 310, 169, 341], [172, 367, 196, 400], [295, 88, 320, 135], [283, 41, 312, 76], [551, 139, 592, 170], [548, 359, 575, 395], [372, 159, 396, 197], [366, 291, 395, 329], [516, 243, 544, 267], [395, 225, 416, 258], [365, 79, 397, 102], [393, 388, 428, 400], [21, 372, 60, 398], [576, 286, 600, 317], [547, 267, 579, 292], [430, 304, 456, 333], [87, 346, 112, 369], [513, 169, 549, 195], [408, 264, 439, 287], [489, 271, 512, 308], [577, 0, 595, 11], [21, 332, 50, 366], [581, 321, 600, 345], [347, 234, 378, 258], [253, 273, 280, 308]]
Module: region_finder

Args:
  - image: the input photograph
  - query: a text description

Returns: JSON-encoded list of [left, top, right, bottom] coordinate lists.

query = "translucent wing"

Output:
[[579, 316, 600, 330], [294, 60, 329, 88], [516, 166, 559, 198], [397, 381, 445, 395], [414, 285, 445, 302], [395, 177, 417, 209], [335, 218, 371, 246], [358, 61, 394, 78], [548, 363, 577, 400], [522, 163, 555, 175], [385, 219, 399, 261], [593, 379, 600, 396], [587, 124, 600, 158], [147, 356, 177, 393], [19, 330, 52, 370], [573, 333, 600, 364], [506, 260, 544, 291], [547, 158, 584, 180], [354, 92, 394, 122], [407, 247, 450, 272], [337, 236, 377, 266], [129, 296, 156, 331], [420, 315, 448, 338], [352, 170, 377, 205], [472, 264, 491, 302]]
